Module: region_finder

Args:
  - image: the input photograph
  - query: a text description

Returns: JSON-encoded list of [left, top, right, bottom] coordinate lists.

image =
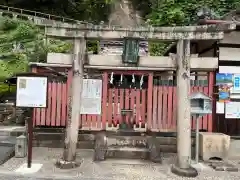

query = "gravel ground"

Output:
[[0, 171, 239, 180], [0, 147, 239, 180]]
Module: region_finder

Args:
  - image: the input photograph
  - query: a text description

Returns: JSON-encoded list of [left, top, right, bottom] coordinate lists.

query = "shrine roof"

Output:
[[164, 10, 240, 55]]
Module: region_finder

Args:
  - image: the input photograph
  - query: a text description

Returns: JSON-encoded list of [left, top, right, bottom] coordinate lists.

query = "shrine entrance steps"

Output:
[[93, 131, 179, 162], [32, 129, 181, 160], [32, 128, 200, 161]]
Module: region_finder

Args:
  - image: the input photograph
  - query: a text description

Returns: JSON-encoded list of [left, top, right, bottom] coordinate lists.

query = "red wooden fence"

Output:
[[150, 85, 211, 132], [33, 70, 215, 132], [33, 81, 68, 127]]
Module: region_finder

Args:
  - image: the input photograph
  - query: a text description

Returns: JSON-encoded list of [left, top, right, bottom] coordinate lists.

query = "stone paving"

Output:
[[0, 147, 240, 180]]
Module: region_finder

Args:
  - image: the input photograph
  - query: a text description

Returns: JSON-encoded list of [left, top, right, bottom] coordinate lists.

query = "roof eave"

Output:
[[164, 19, 237, 55]]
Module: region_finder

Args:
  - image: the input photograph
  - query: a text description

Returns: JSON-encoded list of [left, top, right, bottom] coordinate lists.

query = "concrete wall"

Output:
[[219, 31, 240, 61], [221, 31, 240, 44], [219, 47, 240, 61], [47, 53, 218, 71]]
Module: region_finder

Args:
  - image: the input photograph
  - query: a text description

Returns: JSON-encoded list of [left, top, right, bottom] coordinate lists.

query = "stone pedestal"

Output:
[[199, 132, 230, 161], [171, 164, 198, 177], [228, 139, 240, 159], [15, 135, 27, 158]]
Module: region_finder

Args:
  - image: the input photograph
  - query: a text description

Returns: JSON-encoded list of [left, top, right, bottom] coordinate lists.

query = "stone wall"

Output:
[[0, 93, 26, 126]]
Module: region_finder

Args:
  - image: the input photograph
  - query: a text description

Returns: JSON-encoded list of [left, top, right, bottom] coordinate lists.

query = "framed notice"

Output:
[[80, 79, 102, 115], [225, 102, 240, 119], [16, 76, 47, 108]]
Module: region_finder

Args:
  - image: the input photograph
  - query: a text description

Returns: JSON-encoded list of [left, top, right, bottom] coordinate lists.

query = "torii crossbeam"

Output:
[[44, 23, 235, 40]]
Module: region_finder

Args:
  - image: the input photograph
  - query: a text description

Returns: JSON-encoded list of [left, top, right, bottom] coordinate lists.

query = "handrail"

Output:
[[0, 4, 89, 25]]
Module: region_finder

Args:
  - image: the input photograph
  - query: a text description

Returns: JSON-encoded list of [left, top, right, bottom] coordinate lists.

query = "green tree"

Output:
[[147, 0, 240, 26], [1, 0, 240, 57], [0, 16, 71, 80], [146, 0, 240, 55]]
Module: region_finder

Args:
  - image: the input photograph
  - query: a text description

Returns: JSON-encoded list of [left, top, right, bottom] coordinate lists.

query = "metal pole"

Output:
[[27, 114, 33, 168], [171, 40, 198, 177], [195, 115, 200, 164]]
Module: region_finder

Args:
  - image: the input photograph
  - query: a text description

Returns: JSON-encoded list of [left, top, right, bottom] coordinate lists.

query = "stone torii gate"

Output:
[[44, 23, 235, 177]]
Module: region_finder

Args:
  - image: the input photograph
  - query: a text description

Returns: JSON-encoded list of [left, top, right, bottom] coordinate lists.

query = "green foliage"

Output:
[[149, 42, 170, 56], [3, 0, 240, 26], [0, 0, 240, 67], [146, 0, 240, 55], [0, 16, 71, 82], [147, 0, 240, 26], [0, 83, 16, 94]]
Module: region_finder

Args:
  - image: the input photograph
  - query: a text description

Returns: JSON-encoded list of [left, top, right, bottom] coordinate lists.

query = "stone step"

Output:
[[0, 136, 16, 146], [0, 145, 15, 165], [106, 146, 149, 159], [33, 132, 182, 145], [32, 132, 179, 152], [0, 135, 16, 165], [0, 131, 12, 136], [33, 139, 95, 149], [32, 139, 177, 152], [94, 133, 163, 162], [207, 160, 239, 172], [0, 126, 25, 137]]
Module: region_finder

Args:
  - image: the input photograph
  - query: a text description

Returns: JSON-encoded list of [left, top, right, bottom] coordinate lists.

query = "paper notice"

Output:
[[216, 102, 224, 114]]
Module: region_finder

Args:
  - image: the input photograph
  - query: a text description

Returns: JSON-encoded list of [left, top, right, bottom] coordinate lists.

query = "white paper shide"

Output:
[[16, 76, 47, 108]]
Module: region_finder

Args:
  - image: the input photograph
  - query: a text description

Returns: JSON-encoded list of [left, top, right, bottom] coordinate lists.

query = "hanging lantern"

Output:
[[122, 38, 140, 64]]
